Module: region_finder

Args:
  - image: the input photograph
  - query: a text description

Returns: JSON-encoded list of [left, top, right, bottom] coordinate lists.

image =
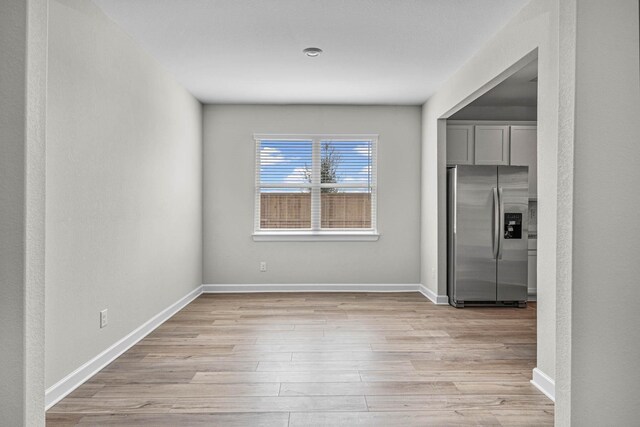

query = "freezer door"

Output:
[[449, 165, 498, 304], [497, 166, 529, 302]]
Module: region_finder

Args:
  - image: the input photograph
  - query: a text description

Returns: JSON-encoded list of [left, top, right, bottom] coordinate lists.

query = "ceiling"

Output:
[[468, 59, 538, 107], [93, 0, 528, 105]]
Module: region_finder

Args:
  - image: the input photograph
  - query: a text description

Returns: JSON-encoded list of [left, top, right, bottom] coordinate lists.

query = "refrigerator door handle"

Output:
[[498, 187, 504, 260], [493, 187, 499, 259], [452, 171, 457, 234], [449, 168, 457, 303]]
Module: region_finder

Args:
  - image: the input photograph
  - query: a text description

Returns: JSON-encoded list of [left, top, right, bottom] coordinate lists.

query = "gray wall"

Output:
[[0, 0, 47, 423], [45, 0, 202, 389], [203, 105, 421, 285], [449, 105, 537, 121], [421, 0, 558, 382], [560, 0, 640, 424]]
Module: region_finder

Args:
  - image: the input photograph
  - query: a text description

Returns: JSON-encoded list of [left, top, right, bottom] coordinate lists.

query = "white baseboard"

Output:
[[45, 285, 203, 410], [531, 367, 555, 402], [528, 291, 537, 302], [46, 282, 443, 410], [418, 284, 449, 305], [202, 283, 420, 293]]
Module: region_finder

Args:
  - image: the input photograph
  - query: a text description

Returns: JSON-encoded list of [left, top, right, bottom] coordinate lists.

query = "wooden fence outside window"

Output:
[[260, 193, 372, 229]]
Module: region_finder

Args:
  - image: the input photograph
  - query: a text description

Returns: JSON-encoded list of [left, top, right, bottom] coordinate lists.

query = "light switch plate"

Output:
[[100, 309, 108, 328]]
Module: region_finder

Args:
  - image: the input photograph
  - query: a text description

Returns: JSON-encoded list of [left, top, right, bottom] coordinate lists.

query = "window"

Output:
[[253, 134, 378, 241]]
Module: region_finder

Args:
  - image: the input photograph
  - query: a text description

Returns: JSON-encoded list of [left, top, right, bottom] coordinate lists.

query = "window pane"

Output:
[[321, 187, 372, 229], [319, 140, 372, 185], [259, 140, 312, 185], [260, 188, 311, 229]]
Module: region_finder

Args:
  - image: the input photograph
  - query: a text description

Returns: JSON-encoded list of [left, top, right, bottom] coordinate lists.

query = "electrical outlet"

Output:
[[100, 309, 108, 328], [260, 261, 267, 272]]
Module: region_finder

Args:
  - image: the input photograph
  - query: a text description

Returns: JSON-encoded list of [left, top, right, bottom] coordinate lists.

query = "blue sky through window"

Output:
[[259, 140, 372, 192]]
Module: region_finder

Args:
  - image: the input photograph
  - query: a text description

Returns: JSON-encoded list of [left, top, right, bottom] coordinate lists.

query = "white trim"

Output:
[[253, 133, 379, 141], [45, 285, 203, 410], [319, 183, 370, 188], [254, 134, 378, 235], [418, 284, 449, 305], [446, 120, 537, 126], [258, 183, 313, 188], [256, 183, 373, 189], [311, 138, 321, 230], [203, 283, 419, 293], [252, 231, 379, 241], [528, 291, 537, 302], [531, 367, 555, 402]]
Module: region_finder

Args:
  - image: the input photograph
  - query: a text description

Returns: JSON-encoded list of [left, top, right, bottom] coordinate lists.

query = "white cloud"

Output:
[[284, 167, 309, 184], [342, 165, 371, 184], [353, 145, 371, 156], [260, 146, 285, 165]]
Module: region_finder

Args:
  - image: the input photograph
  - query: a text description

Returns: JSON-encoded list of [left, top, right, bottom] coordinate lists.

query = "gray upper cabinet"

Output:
[[446, 125, 474, 165], [510, 125, 537, 198], [474, 125, 510, 165], [446, 122, 537, 198]]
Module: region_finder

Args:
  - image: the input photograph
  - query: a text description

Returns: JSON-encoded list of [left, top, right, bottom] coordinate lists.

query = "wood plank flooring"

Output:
[[46, 293, 553, 426]]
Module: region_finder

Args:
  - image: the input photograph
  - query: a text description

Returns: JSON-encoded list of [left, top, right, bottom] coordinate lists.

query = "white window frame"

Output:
[[253, 134, 379, 241]]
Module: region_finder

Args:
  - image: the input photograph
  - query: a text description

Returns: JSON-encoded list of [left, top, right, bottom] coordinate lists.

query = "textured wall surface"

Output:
[[555, 0, 576, 423], [0, 0, 47, 424], [45, 0, 202, 389], [562, 0, 640, 424], [203, 105, 421, 285]]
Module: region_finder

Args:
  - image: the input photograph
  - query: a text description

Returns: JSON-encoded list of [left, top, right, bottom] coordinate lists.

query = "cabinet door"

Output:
[[446, 125, 474, 165], [510, 125, 537, 198], [474, 125, 510, 165]]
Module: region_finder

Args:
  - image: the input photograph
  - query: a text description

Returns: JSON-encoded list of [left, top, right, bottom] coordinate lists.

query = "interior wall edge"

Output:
[[0, 0, 48, 424], [421, 0, 559, 390]]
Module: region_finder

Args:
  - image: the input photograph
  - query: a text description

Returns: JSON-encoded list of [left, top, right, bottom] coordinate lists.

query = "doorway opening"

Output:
[[438, 50, 541, 378]]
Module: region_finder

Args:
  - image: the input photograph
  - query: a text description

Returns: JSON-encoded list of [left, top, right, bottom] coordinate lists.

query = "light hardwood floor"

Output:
[[47, 293, 553, 426]]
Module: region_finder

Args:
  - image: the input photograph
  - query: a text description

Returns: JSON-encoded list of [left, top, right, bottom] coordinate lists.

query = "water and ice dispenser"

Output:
[[504, 213, 522, 239]]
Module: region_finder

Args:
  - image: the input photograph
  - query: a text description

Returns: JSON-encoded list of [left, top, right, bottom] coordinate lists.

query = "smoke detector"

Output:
[[303, 47, 323, 57]]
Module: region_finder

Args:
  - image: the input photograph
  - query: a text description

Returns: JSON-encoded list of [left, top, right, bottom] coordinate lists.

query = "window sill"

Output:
[[252, 231, 380, 242]]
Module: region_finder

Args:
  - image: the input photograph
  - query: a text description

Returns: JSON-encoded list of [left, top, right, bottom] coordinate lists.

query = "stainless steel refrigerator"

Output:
[[447, 165, 528, 307]]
